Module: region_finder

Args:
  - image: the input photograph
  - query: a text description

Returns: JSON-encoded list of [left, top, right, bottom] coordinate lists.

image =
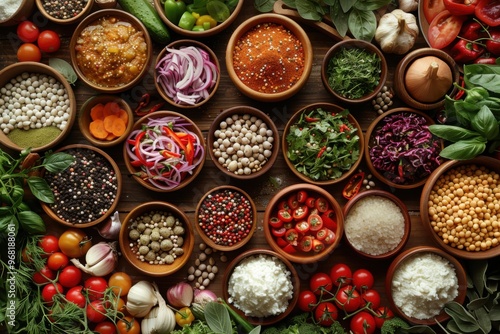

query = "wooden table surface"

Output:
[[0, 2, 446, 330]]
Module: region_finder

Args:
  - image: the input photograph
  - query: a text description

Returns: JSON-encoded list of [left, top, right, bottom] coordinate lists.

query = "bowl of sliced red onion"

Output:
[[154, 39, 220, 109], [123, 111, 206, 192]]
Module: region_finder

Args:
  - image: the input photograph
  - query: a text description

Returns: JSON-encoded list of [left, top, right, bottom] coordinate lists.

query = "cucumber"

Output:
[[118, 0, 170, 44]]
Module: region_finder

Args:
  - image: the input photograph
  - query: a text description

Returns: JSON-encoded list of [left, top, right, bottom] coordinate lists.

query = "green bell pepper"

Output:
[[164, 0, 186, 25], [178, 11, 197, 30]]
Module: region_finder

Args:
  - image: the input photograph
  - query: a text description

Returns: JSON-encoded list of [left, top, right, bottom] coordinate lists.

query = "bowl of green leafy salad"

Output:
[[282, 103, 364, 185]]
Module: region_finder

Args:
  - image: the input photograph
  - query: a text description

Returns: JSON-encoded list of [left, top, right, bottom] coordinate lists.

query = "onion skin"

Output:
[[166, 282, 193, 308], [404, 56, 453, 103]]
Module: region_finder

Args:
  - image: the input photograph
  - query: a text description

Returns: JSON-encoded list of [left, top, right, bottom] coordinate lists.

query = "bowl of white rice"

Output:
[[222, 249, 300, 326], [343, 190, 411, 259]]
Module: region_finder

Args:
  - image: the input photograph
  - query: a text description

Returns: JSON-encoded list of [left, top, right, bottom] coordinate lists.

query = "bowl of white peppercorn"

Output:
[[207, 106, 279, 179], [119, 201, 195, 277]]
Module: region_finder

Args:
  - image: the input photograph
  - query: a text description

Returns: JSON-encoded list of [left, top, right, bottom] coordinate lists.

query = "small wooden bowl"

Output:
[[195, 186, 257, 251], [321, 39, 388, 105], [79, 95, 134, 147], [35, 0, 93, 25], [282, 103, 364, 186], [0, 62, 76, 153], [40, 144, 122, 228], [154, 39, 220, 109], [222, 249, 300, 326], [226, 13, 313, 102], [208, 106, 279, 179], [365, 108, 443, 190], [420, 156, 500, 260], [0, 0, 35, 26], [70, 9, 152, 93], [343, 190, 411, 259], [263, 184, 344, 264], [119, 201, 195, 277], [385, 246, 467, 325], [394, 48, 460, 110]]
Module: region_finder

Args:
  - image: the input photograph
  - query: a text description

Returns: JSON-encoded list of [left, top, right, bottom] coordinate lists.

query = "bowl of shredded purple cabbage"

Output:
[[365, 108, 444, 189]]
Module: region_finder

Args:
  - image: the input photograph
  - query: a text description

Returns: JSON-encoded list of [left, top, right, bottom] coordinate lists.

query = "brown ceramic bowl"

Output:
[[195, 186, 257, 252], [123, 111, 206, 192], [420, 156, 500, 260], [36, 0, 93, 25], [365, 108, 444, 190], [343, 190, 411, 259], [225, 13, 313, 102], [0, 0, 35, 26], [321, 39, 388, 105], [394, 48, 460, 110], [282, 103, 364, 186], [208, 106, 279, 179], [120, 201, 195, 277], [79, 95, 134, 147], [154, 0, 243, 38], [263, 184, 344, 264], [70, 9, 152, 93], [0, 62, 76, 153], [154, 39, 220, 109], [385, 246, 467, 325], [222, 249, 300, 326], [40, 144, 122, 228]]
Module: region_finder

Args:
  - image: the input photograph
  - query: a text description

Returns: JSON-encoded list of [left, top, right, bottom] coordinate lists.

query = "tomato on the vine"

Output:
[[37, 30, 61, 53], [350, 311, 376, 334], [85, 277, 108, 301], [117, 316, 141, 334], [17, 43, 41, 62], [330, 263, 352, 287], [314, 302, 338, 327], [59, 229, 92, 258], [41, 282, 63, 306], [374, 306, 394, 328], [108, 272, 132, 297], [297, 290, 317, 312], [361, 289, 381, 310], [47, 252, 69, 271], [352, 268, 374, 292], [428, 10, 467, 49], [17, 21, 39, 43], [335, 285, 362, 313], [65, 285, 86, 308], [94, 321, 116, 334], [309, 272, 333, 295], [58, 265, 82, 288], [39, 235, 60, 256], [86, 300, 107, 323], [33, 265, 55, 285]]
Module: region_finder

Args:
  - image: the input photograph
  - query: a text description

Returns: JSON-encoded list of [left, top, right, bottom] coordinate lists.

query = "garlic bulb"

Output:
[[96, 211, 122, 240], [126, 281, 158, 318], [70, 242, 118, 276], [375, 9, 419, 55], [398, 0, 418, 12], [141, 283, 176, 334]]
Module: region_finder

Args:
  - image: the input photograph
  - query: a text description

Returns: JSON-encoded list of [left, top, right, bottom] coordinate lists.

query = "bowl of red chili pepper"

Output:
[[263, 183, 344, 264], [123, 110, 206, 192]]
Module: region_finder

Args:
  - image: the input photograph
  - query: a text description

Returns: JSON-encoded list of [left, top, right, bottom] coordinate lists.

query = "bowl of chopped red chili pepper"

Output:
[[195, 185, 257, 252], [263, 183, 344, 264], [225, 13, 313, 102]]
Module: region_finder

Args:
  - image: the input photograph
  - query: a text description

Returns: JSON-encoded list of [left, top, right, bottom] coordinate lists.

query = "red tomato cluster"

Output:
[[268, 190, 337, 254], [298, 263, 394, 333], [16, 20, 61, 62]]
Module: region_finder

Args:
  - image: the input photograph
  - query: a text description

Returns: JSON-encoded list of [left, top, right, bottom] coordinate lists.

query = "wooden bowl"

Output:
[[119, 201, 195, 277], [35, 0, 93, 25], [69, 9, 152, 93], [0, 0, 35, 26], [282, 103, 364, 185], [394, 48, 460, 110], [222, 248, 300, 326], [207, 106, 279, 179], [225, 13, 313, 102], [40, 144, 122, 228], [0, 62, 76, 153], [365, 108, 444, 190], [263, 184, 344, 264], [420, 156, 500, 260], [321, 39, 388, 105], [153, 0, 243, 38], [123, 111, 206, 192], [154, 39, 220, 109], [79, 95, 134, 147], [343, 190, 411, 259], [385, 246, 467, 325], [195, 186, 257, 251]]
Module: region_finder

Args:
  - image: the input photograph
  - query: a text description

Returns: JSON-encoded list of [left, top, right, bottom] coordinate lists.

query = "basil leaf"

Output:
[[468, 260, 488, 297], [454, 101, 478, 127], [27, 177, 54, 203], [205, 302, 233, 334], [339, 0, 356, 12], [323, 0, 335, 6], [18, 211, 46, 235], [281, 0, 296, 9], [467, 74, 500, 94], [254, 0, 275, 11], [428, 124, 479, 142], [348, 8, 376, 41], [439, 138, 486, 160], [297, 0, 322, 20], [330, 1, 349, 37], [42, 152, 74, 173], [0, 208, 15, 233], [49, 58, 77, 85], [471, 106, 500, 140], [353, 0, 391, 11]]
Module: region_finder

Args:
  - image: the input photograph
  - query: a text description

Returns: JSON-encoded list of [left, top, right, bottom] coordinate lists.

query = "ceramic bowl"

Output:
[[282, 103, 364, 186], [385, 246, 467, 325], [40, 144, 122, 228], [208, 106, 279, 179], [69, 9, 152, 93], [420, 156, 500, 260], [222, 248, 300, 326], [365, 108, 444, 190], [263, 183, 344, 264], [119, 201, 195, 277], [79, 94, 134, 147], [195, 186, 257, 251], [153, 0, 243, 38], [225, 13, 313, 102], [123, 111, 206, 192], [343, 190, 411, 259], [0, 62, 76, 153], [154, 39, 220, 109], [0, 0, 35, 26], [35, 0, 93, 25], [321, 39, 388, 105]]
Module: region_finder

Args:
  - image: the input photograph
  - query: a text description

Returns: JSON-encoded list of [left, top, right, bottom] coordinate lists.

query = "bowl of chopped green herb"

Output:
[[282, 102, 364, 186], [321, 39, 388, 105]]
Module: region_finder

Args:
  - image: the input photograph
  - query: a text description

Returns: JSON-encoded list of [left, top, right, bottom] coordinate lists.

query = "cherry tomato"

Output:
[[314, 197, 329, 212], [271, 227, 286, 238], [47, 252, 69, 271], [66, 285, 86, 308], [423, 0, 447, 23], [58, 265, 82, 288], [37, 30, 61, 53], [352, 268, 374, 292], [330, 263, 352, 287], [58, 229, 92, 258], [87, 300, 107, 323], [298, 235, 313, 252], [323, 229, 337, 244], [361, 289, 381, 310], [475, 0, 500, 27], [277, 209, 293, 223], [292, 205, 308, 220], [350, 311, 376, 334], [17, 21, 40, 43], [311, 238, 325, 252], [297, 290, 317, 312], [39, 235, 60, 256], [314, 302, 338, 327], [285, 228, 299, 245], [428, 10, 467, 49], [85, 277, 108, 301], [287, 193, 299, 209], [335, 285, 362, 312], [41, 282, 63, 306], [268, 216, 283, 229], [308, 213, 323, 231], [295, 221, 310, 234], [17, 43, 42, 62], [296, 190, 308, 203], [108, 272, 132, 297], [309, 272, 333, 295], [117, 316, 141, 334], [374, 306, 395, 328], [305, 197, 316, 208], [32, 265, 55, 285], [94, 321, 117, 334]]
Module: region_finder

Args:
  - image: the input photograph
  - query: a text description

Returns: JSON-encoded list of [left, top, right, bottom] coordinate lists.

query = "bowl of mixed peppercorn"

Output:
[[36, 0, 93, 25]]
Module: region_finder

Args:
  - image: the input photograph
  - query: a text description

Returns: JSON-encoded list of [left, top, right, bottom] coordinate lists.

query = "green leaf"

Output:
[[17, 211, 46, 235], [348, 8, 376, 41], [428, 124, 480, 143], [205, 302, 233, 334], [471, 106, 500, 140], [26, 177, 54, 203], [42, 152, 74, 173], [254, 0, 276, 11], [467, 295, 490, 311], [444, 302, 481, 333], [281, 0, 297, 9], [439, 138, 486, 160], [0, 208, 15, 233], [297, 0, 322, 20], [339, 0, 356, 12], [454, 101, 478, 127], [406, 325, 438, 333], [249, 326, 261, 334], [353, 0, 391, 11], [474, 307, 492, 334], [330, 1, 349, 36], [446, 320, 463, 334], [467, 74, 500, 94], [49, 58, 77, 85], [469, 260, 488, 297], [490, 304, 500, 321]]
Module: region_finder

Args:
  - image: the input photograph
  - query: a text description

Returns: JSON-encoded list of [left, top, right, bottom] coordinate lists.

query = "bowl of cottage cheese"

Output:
[[222, 249, 300, 326]]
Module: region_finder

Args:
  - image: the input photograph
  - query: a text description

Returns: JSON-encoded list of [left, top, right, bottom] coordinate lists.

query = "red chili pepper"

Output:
[[339, 124, 350, 133], [277, 209, 293, 223], [321, 210, 337, 230], [312, 239, 325, 252], [486, 30, 500, 56], [305, 116, 320, 122], [473, 56, 498, 64], [308, 213, 323, 231], [305, 197, 316, 208], [282, 243, 297, 254], [475, 0, 500, 27], [134, 93, 165, 116], [398, 161, 404, 179], [443, 0, 478, 15], [317, 146, 327, 158], [449, 39, 484, 63], [454, 75, 466, 100], [342, 171, 365, 200], [459, 20, 485, 41], [297, 190, 308, 203], [292, 205, 309, 220], [185, 135, 195, 165], [269, 217, 283, 229]]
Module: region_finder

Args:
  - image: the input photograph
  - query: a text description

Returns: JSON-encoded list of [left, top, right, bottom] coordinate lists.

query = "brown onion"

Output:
[[404, 56, 452, 103]]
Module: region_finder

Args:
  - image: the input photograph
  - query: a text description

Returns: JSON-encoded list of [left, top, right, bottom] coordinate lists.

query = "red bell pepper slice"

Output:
[[292, 205, 309, 221], [443, 0, 478, 16], [159, 150, 182, 159], [269, 216, 283, 229], [277, 209, 293, 223], [285, 228, 299, 246], [295, 221, 310, 234], [299, 236, 313, 252], [321, 210, 337, 231], [308, 214, 324, 231], [475, 0, 500, 27], [282, 243, 297, 254], [132, 131, 154, 168], [185, 135, 195, 165], [276, 237, 288, 248]]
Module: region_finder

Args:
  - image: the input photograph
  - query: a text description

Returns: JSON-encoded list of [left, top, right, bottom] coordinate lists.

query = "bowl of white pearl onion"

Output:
[[207, 106, 279, 179]]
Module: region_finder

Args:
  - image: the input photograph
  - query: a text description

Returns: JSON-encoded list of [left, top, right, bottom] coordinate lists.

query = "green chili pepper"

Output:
[[164, 0, 186, 24], [178, 11, 197, 30], [464, 86, 489, 104]]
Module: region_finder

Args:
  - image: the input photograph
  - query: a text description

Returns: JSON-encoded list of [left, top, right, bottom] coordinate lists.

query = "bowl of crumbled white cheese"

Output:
[[222, 249, 299, 326]]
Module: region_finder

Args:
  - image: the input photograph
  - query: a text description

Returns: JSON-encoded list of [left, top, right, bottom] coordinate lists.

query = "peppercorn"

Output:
[[41, 0, 89, 19], [372, 86, 394, 114]]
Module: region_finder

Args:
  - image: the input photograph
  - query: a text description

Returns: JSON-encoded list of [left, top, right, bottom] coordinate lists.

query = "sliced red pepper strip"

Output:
[[185, 135, 195, 165], [133, 131, 154, 168], [160, 150, 182, 159], [305, 116, 320, 122], [342, 171, 365, 200], [317, 146, 327, 158], [321, 210, 338, 231]]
